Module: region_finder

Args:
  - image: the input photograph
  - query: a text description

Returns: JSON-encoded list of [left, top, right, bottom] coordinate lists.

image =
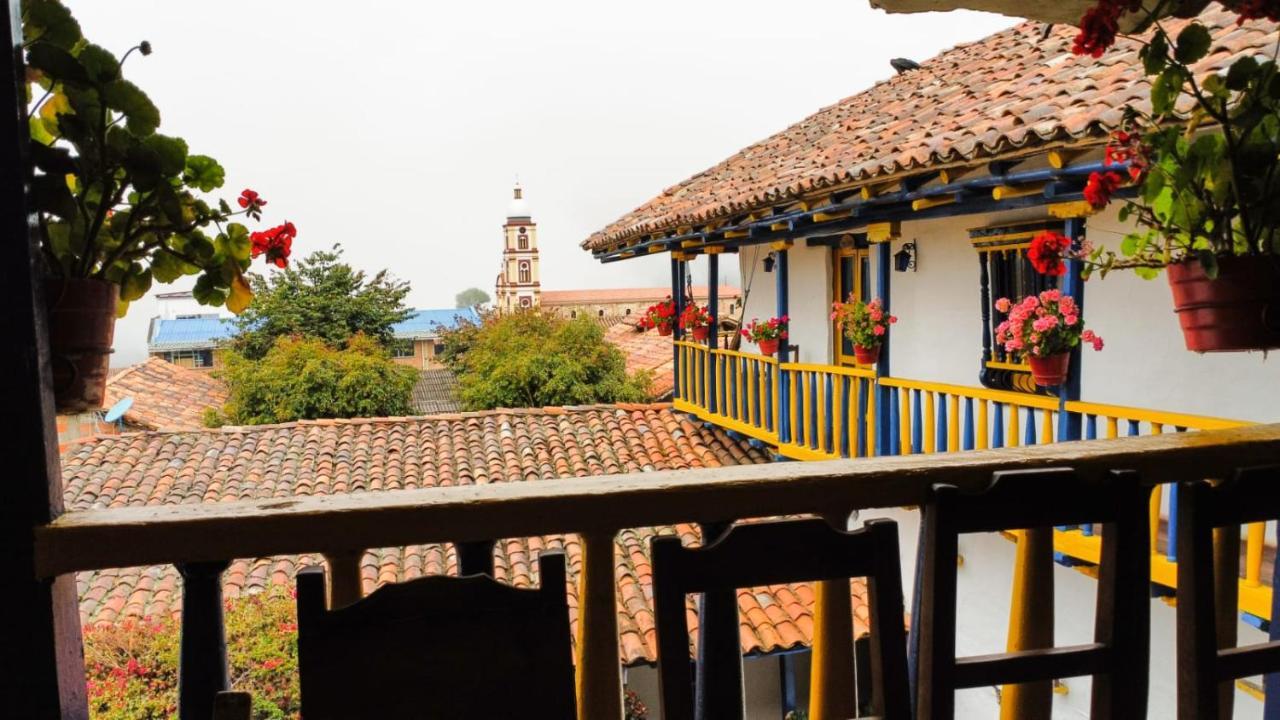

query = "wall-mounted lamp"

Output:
[[894, 242, 917, 273], [763, 252, 776, 273]]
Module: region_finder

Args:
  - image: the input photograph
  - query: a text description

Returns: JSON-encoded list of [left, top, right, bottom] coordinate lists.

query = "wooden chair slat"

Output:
[[953, 643, 1109, 688]]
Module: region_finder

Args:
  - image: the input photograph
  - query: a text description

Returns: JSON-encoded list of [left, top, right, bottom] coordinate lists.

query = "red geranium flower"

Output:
[[1233, 0, 1280, 23], [237, 189, 267, 220], [1071, 0, 1140, 57], [1083, 170, 1124, 210], [250, 221, 295, 268], [1028, 231, 1072, 276]]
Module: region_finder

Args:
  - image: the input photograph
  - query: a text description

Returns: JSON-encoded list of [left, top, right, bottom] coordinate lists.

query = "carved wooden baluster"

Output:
[[177, 560, 231, 720], [696, 521, 743, 720], [577, 529, 623, 720]]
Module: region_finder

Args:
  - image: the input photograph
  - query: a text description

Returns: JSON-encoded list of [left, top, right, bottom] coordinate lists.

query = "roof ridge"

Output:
[[104, 361, 147, 386]]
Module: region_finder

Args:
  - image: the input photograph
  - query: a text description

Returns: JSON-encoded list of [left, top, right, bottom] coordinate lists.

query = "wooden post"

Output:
[[809, 579, 857, 720], [322, 550, 364, 609], [576, 530, 623, 720], [696, 521, 744, 720], [1213, 526, 1239, 719], [775, 242, 791, 444], [874, 237, 893, 456], [999, 528, 1054, 720], [707, 254, 719, 415], [177, 560, 232, 720], [0, 0, 88, 715], [1056, 216, 1086, 442], [672, 257, 684, 399]]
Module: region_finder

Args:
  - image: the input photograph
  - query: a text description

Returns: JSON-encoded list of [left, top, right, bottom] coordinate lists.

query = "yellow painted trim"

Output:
[[948, 397, 960, 453], [1047, 200, 1096, 219], [866, 221, 901, 244], [782, 362, 876, 379], [899, 388, 912, 455], [880, 376, 1059, 411], [676, 226, 692, 235], [647, 245, 666, 254], [912, 196, 955, 211], [770, 222, 790, 232], [770, 240, 794, 251], [860, 183, 894, 201], [991, 183, 1046, 201], [813, 210, 852, 223], [671, 251, 691, 261], [985, 359, 1031, 373], [680, 240, 702, 248], [1063, 400, 1249, 431], [723, 229, 749, 239], [702, 246, 725, 255], [939, 165, 978, 185]]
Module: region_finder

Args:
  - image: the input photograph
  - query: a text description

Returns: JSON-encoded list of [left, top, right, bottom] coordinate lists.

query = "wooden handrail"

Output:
[[35, 424, 1280, 577]]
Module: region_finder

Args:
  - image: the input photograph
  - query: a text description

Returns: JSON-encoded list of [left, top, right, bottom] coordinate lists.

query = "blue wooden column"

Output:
[[1056, 215, 1086, 443], [707, 251, 720, 414], [775, 241, 792, 444], [672, 256, 685, 400], [873, 232, 894, 457]]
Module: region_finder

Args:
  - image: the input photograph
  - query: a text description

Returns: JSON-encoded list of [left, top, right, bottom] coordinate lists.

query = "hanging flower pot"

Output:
[[853, 344, 881, 365], [757, 338, 779, 356], [691, 325, 710, 341], [657, 324, 673, 337], [1027, 353, 1070, 388], [45, 278, 117, 413], [1167, 256, 1280, 353]]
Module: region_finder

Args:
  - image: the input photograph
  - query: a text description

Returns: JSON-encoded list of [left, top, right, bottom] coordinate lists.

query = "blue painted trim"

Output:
[[840, 376, 851, 458], [808, 373, 819, 451], [1085, 414, 1098, 440], [962, 398, 975, 451], [708, 254, 719, 415], [776, 247, 790, 443], [1025, 407, 1037, 446], [1056, 217, 1086, 442], [857, 378, 869, 457], [824, 373, 834, 453], [671, 258, 682, 400], [912, 389, 923, 454], [992, 401, 1004, 449], [1166, 484, 1178, 563], [937, 394, 948, 452], [875, 242, 893, 456]]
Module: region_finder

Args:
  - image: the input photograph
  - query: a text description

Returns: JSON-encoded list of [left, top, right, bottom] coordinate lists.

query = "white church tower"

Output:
[[494, 183, 541, 312]]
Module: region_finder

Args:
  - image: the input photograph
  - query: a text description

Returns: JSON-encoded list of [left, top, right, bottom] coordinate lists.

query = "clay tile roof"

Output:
[[605, 320, 675, 400], [66, 405, 869, 664], [582, 6, 1278, 251], [409, 369, 462, 414], [103, 357, 228, 432]]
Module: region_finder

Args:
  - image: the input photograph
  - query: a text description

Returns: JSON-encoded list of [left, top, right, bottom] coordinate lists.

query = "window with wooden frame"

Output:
[[972, 221, 1061, 395], [832, 241, 871, 367]]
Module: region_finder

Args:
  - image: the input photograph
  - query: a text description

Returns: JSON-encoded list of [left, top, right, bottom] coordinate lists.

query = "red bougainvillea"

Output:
[[1083, 171, 1125, 210], [1072, 0, 1140, 57]]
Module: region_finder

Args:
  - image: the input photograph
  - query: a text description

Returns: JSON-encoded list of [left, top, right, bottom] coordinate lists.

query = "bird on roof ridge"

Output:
[[890, 58, 921, 74]]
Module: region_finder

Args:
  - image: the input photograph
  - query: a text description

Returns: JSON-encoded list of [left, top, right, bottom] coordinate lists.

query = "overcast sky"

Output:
[[68, 0, 1014, 364]]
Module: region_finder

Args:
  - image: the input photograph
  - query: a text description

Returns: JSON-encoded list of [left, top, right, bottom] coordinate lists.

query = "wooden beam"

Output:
[[912, 196, 956, 211], [703, 245, 725, 255], [809, 579, 857, 719], [866, 222, 900, 244], [939, 165, 980, 185], [813, 209, 853, 223], [1048, 149, 1084, 169], [33, 424, 1280, 577], [992, 184, 1047, 201], [576, 530, 623, 720], [0, 0, 88, 715]]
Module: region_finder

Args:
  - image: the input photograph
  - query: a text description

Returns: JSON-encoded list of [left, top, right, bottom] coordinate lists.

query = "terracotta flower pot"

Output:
[[1027, 353, 1070, 387], [45, 278, 117, 413], [1167, 255, 1280, 352], [691, 326, 710, 341], [657, 324, 673, 337], [757, 338, 779, 356], [853, 344, 881, 365]]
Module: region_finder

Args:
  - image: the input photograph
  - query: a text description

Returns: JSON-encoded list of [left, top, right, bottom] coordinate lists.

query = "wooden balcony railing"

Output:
[[33, 424, 1280, 719], [673, 344, 1270, 626]]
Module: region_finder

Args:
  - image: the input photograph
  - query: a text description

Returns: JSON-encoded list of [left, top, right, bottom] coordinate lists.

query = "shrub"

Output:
[[83, 590, 300, 720], [219, 333, 417, 425]]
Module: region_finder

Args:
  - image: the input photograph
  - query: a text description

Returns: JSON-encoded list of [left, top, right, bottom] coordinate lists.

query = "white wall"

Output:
[[625, 653, 789, 720], [740, 203, 1279, 422]]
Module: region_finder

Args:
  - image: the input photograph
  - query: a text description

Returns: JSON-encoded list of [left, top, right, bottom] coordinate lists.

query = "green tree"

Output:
[[220, 334, 417, 425], [452, 311, 651, 410], [455, 287, 490, 309], [232, 245, 412, 360]]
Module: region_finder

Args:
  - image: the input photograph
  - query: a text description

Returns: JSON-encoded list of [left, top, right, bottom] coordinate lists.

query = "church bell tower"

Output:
[[495, 183, 540, 311]]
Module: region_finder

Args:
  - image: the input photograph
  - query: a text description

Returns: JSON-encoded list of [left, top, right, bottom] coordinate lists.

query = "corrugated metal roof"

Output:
[[392, 308, 481, 339], [147, 316, 237, 351]]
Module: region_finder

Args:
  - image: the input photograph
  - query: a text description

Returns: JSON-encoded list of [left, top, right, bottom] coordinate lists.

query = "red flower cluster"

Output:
[[639, 297, 677, 332], [740, 315, 789, 342], [1233, 0, 1280, 23], [250, 221, 295, 268], [1084, 170, 1125, 210], [237, 188, 267, 220], [678, 303, 711, 330], [1104, 130, 1150, 182], [1028, 231, 1072, 276], [1072, 0, 1140, 57]]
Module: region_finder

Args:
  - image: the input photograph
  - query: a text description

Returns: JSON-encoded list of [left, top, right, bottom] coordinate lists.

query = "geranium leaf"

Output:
[[101, 79, 160, 136], [1174, 23, 1211, 65]]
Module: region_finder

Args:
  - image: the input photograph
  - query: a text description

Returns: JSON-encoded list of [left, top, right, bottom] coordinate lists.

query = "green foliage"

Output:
[[451, 311, 651, 410], [22, 0, 271, 315], [1092, 6, 1279, 276], [232, 246, 412, 361], [436, 313, 483, 370], [83, 589, 300, 719], [454, 287, 490, 309], [201, 406, 226, 428], [220, 334, 417, 425]]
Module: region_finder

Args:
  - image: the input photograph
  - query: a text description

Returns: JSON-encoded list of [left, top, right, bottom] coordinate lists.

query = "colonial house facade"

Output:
[[583, 9, 1279, 718]]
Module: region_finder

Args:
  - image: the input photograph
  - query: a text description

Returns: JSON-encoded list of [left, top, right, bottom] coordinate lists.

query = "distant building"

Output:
[[147, 292, 479, 371], [493, 183, 742, 318]]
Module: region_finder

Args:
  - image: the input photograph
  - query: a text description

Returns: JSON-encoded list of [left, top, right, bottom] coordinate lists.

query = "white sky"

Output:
[[67, 0, 1014, 364]]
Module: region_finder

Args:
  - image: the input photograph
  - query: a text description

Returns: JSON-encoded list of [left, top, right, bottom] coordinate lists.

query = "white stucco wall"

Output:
[[735, 204, 1280, 422], [625, 653, 789, 720]]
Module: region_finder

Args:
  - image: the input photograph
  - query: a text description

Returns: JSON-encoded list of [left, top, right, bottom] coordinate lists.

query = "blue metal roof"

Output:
[[148, 316, 238, 351], [393, 308, 481, 339], [146, 308, 478, 350]]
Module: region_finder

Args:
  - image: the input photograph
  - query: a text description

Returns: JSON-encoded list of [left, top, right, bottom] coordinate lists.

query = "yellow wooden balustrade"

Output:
[[673, 351, 1274, 622]]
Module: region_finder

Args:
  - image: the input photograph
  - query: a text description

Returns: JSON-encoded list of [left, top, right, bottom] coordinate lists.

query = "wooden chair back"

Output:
[[915, 468, 1151, 720], [1176, 465, 1280, 720], [211, 691, 251, 720], [296, 551, 576, 720], [652, 517, 911, 720]]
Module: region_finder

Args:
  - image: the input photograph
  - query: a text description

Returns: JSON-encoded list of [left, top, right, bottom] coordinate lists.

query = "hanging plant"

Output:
[[993, 290, 1103, 387], [639, 297, 677, 335], [1050, 2, 1280, 351], [831, 295, 897, 364], [23, 0, 297, 410], [678, 303, 712, 340]]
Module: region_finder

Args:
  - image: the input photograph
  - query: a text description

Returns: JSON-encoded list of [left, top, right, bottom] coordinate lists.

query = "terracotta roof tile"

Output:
[[103, 357, 228, 431], [67, 405, 870, 664], [583, 6, 1278, 250], [409, 368, 462, 414], [605, 321, 675, 400]]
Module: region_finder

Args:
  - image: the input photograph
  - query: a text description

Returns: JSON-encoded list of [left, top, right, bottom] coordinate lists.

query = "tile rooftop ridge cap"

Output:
[[104, 360, 150, 387]]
